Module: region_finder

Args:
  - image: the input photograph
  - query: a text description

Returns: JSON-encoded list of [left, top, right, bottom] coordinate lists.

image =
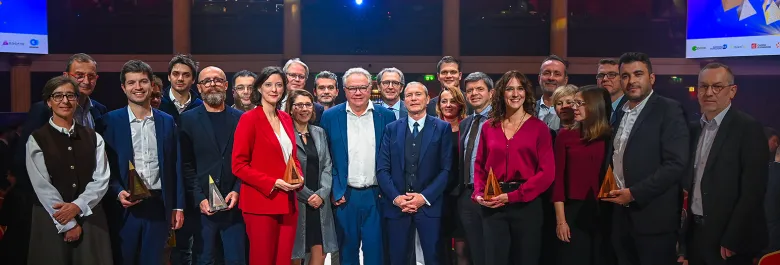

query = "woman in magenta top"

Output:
[[551, 85, 613, 265], [472, 70, 555, 265]]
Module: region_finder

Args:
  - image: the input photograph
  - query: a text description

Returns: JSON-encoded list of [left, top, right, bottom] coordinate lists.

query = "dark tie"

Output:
[[462, 115, 482, 184], [412, 122, 419, 138]]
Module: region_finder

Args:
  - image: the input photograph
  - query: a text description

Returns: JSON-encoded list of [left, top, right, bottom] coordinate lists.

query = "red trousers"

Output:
[[243, 211, 298, 265]]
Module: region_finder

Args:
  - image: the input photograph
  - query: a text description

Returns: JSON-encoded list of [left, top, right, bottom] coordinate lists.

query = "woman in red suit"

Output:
[[232, 66, 303, 265], [550, 85, 612, 265]]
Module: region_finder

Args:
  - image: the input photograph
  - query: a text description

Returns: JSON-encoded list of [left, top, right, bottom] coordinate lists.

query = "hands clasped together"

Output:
[[475, 194, 509, 208], [393, 193, 427, 213]]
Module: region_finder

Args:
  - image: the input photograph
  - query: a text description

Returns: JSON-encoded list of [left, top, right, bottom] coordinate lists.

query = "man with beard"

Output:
[[377, 67, 408, 119], [160, 54, 203, 123], [537, 55, 569, 131], [101, 60, 185, 265], [180, 66, 246, 265], [597, 58, 627, 124], [281, 59, 324, 125], [427, 56, 462, 116], [314, 71, 339, 110], [231, 70, 257, 112]]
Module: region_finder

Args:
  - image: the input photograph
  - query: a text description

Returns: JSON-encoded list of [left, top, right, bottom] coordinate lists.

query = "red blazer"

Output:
[[232, 108, 301, 215], [550, 128, 606, 202]]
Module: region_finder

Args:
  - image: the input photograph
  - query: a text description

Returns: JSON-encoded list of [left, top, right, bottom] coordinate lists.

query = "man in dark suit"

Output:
[[159, 54, 204, 124], [426, 56, 462, 117], [377, 82, 453, 265], [376, 67, 409, 120], [681, 62, 767, 265], [603, 52, 690, 265], [281, 58, 324, 125], [596, 58, 628, 125], [101, 60, 185, 265], [180, 66, 246, 264]]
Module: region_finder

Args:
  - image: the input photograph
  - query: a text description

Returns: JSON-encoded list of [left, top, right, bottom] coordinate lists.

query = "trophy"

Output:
[[208, 175, 228, 213], [166, 230, 176, 248], [483, 168, 503, 200], [127, 161, 151, 201], [282, 153, 303, 185], [597, 165, 618, 199]]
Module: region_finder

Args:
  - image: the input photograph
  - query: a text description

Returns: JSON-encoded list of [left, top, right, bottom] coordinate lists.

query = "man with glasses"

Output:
[[597, 58, 627, 124], [231, 70, 257, 112], [376, 67, 408, 119], [427, 56, 463, 116], [281, 58, 325, 125], [151, 76, 164, 109], [314, 71, 339, 110], [160, 54, 203, 124], [537, 55, 569, 131], [320, 67, 396, 265]]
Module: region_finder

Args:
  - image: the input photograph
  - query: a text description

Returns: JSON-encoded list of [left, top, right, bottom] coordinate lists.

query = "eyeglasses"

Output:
[[287, 73, 306, 81], [596, 72, 619, 80], [345, 86, 370, 93], [198, 78, 226, 87], [51, 93, 78, 102], [697, 83, 732, 94], [234, 85, 252, 92], [69, 73, 98, 82], [380, 80, 402, 87], [572, 100, 586, 108], [293, 103, 314, 109]]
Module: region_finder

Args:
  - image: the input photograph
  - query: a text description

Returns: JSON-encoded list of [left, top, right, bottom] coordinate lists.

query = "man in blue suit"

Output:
[[320, 67, 396, 265], [180, 66, 246, 265], [376, 67, 409, 120], [377, 82, 452, 265], [101, 60, 185, 265]]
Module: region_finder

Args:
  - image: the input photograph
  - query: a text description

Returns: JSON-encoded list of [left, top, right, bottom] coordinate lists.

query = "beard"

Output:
[[204, 91, 226, 106]]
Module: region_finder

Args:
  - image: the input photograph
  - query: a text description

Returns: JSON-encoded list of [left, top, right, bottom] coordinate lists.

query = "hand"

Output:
[[405, 193, 426, 209], [63, 224, 82, 242], [476, 196, 505, 208], [333, 196, 346, 206], [118, 190, 142, 208], [6, 173, 16, 188], [720, 246, 735, 260], [775, 148, 780, 162], [199, 199, 214, 216], [225, 192, 239, 210], [52, 202, 81, 225], [308, 194, 324, 209], [602, 188, 633, 206], [274, 179, 303, 192], [492, 194, 509, 204], [556, 222, 571, 242], [171, 210, 184, 230], [393, 195, 414, 212], [677, 256, 688, 265]]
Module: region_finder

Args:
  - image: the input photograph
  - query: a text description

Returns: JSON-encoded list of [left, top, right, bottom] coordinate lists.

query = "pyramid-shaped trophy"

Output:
[[597, 165, 618, 199], [166, 230, 176, 248], [127, 161, 151, 201], [483, 168, 503, 200], [208, 175, 228, 213], [283, 153, 303, 185]]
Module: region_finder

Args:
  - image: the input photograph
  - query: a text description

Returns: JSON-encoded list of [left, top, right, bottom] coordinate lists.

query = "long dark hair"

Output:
[[575, 85, 612, 142], [488, 70, 536, 127], [250, 66, 288, 108]]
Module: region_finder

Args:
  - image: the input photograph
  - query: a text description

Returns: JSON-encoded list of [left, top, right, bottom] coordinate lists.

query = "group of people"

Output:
[[0, 51, 773, 265]]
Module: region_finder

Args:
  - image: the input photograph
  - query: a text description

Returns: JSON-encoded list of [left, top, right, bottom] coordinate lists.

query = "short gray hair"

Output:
[[376, 67, 405, 85], [403, 81, 429, 96], [283, 58, 309, 77], [315, 70, 338, 86], [342, 67, 372, 87], [464, 72, 494, 90]]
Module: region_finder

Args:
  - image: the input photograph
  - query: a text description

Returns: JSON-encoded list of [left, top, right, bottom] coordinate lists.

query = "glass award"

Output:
[[208, 175, 228, 213], [483, 168, 503, 200], [597, 165, 618, 199], [127, 161, 151, 201], [283, 153, 303, 185]]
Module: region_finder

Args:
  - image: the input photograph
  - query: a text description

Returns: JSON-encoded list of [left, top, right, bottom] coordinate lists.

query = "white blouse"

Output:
[[276, 121, 294, 163]]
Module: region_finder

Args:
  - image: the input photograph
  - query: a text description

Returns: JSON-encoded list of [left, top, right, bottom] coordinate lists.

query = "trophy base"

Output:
[[127, 193, 151, 202], [208, 205, 229, 213]]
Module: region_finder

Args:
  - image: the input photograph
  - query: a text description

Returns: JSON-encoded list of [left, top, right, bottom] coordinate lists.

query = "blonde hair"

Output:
[[551, 84, 578, 104], [435, 86, 467, 120]]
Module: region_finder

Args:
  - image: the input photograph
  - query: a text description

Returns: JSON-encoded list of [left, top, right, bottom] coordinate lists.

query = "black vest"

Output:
[[31, 123, 97, 204], [404, 124, 424, 192]]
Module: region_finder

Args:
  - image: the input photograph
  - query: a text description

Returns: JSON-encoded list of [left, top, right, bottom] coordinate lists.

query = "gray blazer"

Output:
[[292, 125, 339, 258]]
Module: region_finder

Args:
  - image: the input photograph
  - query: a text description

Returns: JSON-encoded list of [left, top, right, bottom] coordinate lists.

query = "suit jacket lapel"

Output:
[[197, 107, 221, 155], [397, 118, 407, 170], [703, 110, 734, 175], [119, 108, 135, 169], [153, 109, 166, 175], [294, 126, 306, 154], [626, 94, 658, 148], [338, 108, 349, 161], [224, 110, 241, 156], [418, 116, 435, 165], [258, 110, 284, 162], [373, 110, 384, 153]]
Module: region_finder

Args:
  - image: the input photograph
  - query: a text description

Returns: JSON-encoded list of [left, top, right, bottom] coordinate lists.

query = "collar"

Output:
[[474, 105, 492, 117], [79, 97, 93, 111], [611, 95, 624, 110], [48, 118, 76, 136], [622, 90, 654, 112], [538, 96, 554, 108], [700, 103, 731, 127], [408, 115, 426, 130], [169, 89, 192, 106], [127, 106, 155, 122], [382, 100, 401, 110], [346, 102, 374, 116]]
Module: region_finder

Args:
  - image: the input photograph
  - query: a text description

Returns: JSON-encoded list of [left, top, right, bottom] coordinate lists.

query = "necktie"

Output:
[[388, 107, 397, 119], [412, 122, 419, 138], [462, 115, 483, 184]]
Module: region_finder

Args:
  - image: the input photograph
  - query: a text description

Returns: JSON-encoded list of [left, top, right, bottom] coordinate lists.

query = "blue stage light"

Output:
[[356, 0, 363, 5]]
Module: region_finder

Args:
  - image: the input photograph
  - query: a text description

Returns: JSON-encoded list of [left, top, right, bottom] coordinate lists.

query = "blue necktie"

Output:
[[412, 122, 419, 138]]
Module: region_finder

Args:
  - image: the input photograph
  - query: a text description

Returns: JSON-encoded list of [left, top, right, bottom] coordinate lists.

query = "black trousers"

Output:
[[457, 188, 485, 265], [688, 221, 754, 265], [482, 197, 543, 265], [611, 205, 677, 265], [556, 199, 600, 265]]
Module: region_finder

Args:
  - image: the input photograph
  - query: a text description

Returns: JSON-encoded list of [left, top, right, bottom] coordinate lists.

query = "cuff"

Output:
[[56, 219, 78, 234], [420, 194, 431, 206], [173, 209, 183, 212], [71, 199, 92, 217]]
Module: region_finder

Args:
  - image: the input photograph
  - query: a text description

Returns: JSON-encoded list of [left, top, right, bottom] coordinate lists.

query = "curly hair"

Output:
[[488, 70, 537, 127]]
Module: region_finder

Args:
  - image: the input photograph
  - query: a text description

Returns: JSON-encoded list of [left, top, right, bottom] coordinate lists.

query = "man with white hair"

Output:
[[320, 67, 396, 265], [281, 58, 325, 125]]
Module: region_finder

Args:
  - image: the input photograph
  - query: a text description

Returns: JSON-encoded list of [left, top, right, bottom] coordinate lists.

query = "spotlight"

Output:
[[356, 0, 363, 5]]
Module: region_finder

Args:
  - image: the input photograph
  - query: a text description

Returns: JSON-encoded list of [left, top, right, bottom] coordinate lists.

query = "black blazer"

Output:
[[179, 105, 243, 209], [608, 92, 690, 235], [684, 109, 768, 254], [159, 87, 204, 124]]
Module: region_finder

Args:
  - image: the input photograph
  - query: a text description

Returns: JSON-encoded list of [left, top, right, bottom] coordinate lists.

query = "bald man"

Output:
[[179, 66, 246, 264]]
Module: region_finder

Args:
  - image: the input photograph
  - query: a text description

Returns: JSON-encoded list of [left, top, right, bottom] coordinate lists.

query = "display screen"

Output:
[[0, 0, 48, 54], [686, 0, 780, 58]]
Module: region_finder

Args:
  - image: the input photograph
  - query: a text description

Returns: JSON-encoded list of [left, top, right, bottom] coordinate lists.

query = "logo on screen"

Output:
[[752, 43, 758, 49], [30, 39, 39, 47], [776, 42, 780, 48], [691, 46, 706, 51], [2, 41, 7, 46]]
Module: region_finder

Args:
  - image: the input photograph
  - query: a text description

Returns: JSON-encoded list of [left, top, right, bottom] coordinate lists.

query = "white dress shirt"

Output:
[[692, 104, 731, 215], [128, 107, 161, 190], [346, 103, 377, 188], [612, 90, 654, 189], [26, 119, 110, 233], [381, 100, 402, 119], [169, 89, 192, 114], [277, 121, 294, 163]]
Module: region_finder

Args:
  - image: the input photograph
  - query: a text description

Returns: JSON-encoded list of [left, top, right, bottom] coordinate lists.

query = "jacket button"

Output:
[[72, 183, 76, 188], [70, 165, 75, 169]]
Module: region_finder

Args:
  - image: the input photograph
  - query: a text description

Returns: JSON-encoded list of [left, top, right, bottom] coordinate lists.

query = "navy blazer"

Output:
[[159, 87, 204, 124], [179, 105, 243, 208], [101, 107, 185, 221], [377, 115, 452, 218], [320, 103, 396, 201]]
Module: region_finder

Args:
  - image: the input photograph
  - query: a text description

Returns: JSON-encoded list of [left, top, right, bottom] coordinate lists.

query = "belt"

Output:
[[465, 183, 474, 189], [149, 190, 163, 197], [693, 214, 705, 225], [348, 185, 377, 190], [499, 182, 522, 192]]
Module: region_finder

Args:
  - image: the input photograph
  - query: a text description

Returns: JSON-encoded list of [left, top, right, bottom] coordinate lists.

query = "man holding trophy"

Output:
[[180, 66, 246, 264]]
